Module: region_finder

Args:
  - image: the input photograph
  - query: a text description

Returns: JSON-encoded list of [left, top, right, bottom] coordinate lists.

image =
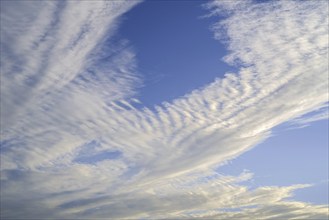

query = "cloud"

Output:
[[1, 0, 328, 219], [0, 0, 141, 129], [289, 105, 329, 128]]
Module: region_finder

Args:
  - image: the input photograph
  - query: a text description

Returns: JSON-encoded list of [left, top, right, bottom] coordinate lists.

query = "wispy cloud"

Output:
[[0, 0, 141, 129], [1, 0, 328, 219], [289, 105, 329, 128]]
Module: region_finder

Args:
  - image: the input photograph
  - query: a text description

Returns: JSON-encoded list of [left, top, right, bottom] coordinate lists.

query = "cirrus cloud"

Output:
[[1, 0, 328, 219]]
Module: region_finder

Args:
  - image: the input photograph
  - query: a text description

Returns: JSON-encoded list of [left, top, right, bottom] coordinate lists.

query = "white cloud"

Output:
[[0, 0, 141, 129], [1, 0, 328, 219], [289, 105, 329, 128]]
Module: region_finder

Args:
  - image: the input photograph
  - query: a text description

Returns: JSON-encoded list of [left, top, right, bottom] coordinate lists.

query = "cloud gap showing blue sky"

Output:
[[0, 0, 328, 219], [119, 0, 235, 108]]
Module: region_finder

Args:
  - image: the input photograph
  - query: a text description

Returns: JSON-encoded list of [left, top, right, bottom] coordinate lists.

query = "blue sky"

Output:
[[218, 119, 329, 204], [119, 0, 233, 107], [0, 0, 328, 219]]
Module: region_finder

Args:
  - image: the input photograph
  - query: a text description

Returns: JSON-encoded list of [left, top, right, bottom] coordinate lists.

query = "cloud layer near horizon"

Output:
[[1, 0, 328, 219]]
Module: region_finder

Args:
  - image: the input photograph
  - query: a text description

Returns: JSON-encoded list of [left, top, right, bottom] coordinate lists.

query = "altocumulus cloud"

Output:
[[0, 0, 328, 219]]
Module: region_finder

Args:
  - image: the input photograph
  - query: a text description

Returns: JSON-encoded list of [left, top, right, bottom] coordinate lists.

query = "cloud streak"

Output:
[[1, 0, 328, 219]]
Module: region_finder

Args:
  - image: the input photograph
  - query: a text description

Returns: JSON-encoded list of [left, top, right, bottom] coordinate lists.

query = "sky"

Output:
[[0, 0, 328, 219]]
